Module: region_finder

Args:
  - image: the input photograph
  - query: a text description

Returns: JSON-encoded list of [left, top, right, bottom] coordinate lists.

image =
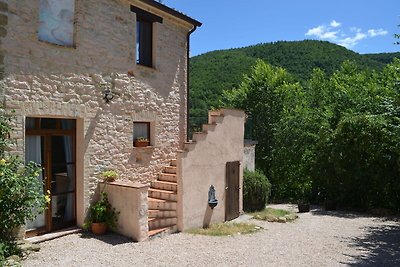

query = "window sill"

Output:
[[136, 63, 157, 72], [133, 145, 156, 149]]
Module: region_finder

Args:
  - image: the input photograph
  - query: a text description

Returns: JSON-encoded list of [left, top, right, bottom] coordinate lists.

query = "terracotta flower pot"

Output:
[[91, 222, 107, 235], [134, 140, 150, 147]]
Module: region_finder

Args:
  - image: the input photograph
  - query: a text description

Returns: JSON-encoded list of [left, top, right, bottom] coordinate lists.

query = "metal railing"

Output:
[[188, 114, 254, 141]]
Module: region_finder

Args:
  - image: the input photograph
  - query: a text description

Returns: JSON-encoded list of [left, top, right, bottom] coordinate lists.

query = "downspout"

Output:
[[186, 25, 197, 142]]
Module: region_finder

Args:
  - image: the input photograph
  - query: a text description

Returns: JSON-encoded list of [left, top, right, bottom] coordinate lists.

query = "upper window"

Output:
[[38, 0, 75, 47], [131, 6, 163, 68], [136, 18, 153, 67]]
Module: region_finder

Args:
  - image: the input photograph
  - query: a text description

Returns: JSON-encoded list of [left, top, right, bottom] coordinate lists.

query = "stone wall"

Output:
[[1, 0, 193, 226]]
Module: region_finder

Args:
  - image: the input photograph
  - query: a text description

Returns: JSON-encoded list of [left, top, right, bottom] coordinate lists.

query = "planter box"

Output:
[[134, 140, 150, 147]]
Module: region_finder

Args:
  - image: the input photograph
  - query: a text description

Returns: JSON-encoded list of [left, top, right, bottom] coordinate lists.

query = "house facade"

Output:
[[0, 0, 202, 237]]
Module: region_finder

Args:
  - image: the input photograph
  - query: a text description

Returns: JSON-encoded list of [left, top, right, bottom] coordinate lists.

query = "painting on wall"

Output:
[[38, 0, 75, 47]]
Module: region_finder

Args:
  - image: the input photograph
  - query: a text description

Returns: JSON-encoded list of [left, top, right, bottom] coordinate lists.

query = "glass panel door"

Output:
[[25, 136, 46, 231], [50, 135, 76, 230], [25, 118, 76, 234]]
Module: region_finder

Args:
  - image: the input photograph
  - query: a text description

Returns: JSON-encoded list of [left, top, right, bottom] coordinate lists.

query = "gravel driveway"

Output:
[[22, 204, 400, 267]]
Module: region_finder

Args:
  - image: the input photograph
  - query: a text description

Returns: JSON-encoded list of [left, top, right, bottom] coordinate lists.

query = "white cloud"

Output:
[[338, 32, 367, 48], [305, 21, 388, 49], [330, 20, 341, 28], [305, 25, 338, 40], [367, 28, 388, 37], [305, 26, 325, 37]]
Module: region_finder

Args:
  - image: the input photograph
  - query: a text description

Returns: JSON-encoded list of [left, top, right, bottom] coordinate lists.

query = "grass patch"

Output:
[[250, 208, 298, 223], [187, 223, 261, 236]]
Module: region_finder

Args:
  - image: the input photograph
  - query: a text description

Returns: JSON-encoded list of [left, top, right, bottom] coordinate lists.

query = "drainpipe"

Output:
[[186, 25, 197, 142]]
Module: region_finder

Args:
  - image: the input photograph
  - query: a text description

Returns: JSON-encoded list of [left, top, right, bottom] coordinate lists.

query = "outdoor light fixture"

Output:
[[208, 185, 218, 209], [101, 82, 114, 103]]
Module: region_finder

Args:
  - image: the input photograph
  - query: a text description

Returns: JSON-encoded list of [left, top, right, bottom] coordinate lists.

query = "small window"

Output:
[[133, 122, 150, 146], [38, 0, 75, 47], [131, 6, 163, 68], [136, 19, 153, 67]]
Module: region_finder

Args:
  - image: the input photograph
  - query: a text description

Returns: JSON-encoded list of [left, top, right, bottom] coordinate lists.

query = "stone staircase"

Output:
[[148, 159, 178, 237]]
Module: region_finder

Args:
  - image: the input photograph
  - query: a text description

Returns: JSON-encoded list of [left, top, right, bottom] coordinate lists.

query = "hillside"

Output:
[[189, 40, 400, 117]]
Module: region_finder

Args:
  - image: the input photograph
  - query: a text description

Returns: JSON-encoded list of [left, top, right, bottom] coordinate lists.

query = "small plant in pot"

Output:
[[134, 137, 150, 147], [100, 169, 118, 183], [295, 181, 312, 213], [84, 192, 119, 235]]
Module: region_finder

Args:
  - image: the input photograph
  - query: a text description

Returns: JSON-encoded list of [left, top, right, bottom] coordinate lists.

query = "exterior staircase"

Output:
[[147, 110, 226, 237], [148, 159, 178, 237]]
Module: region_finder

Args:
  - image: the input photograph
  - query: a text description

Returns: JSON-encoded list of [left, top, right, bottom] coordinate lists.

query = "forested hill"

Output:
[[189, 40, 400, 117]]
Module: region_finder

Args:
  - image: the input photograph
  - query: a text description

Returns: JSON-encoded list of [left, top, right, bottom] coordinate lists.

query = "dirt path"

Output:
[[22, 204, 400, 266]]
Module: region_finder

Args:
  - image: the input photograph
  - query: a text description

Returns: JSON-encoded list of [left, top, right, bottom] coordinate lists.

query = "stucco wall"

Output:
[[101, 181, 149, 242], [0, 0, 193, 226], [243, 140, 257, 171], [178, 109, 245, 231]]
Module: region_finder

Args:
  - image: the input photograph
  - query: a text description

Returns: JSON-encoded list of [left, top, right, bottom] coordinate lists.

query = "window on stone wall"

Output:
[[38, 0, 75, 47], [133, 122, 151, 147], [131, 6, 163, 68]]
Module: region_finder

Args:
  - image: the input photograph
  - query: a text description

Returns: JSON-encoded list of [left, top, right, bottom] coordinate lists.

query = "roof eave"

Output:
[[139, 0, 202, 27]]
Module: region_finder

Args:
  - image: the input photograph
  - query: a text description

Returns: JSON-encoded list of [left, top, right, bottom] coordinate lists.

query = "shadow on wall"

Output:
[[343, 221, 400, 266], [202, 204, 213, 228]]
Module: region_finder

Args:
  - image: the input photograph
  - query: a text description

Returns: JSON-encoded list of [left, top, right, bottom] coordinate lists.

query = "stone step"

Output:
[[148, 188, 177, 202], [148, 197, 177, 210], [164, 166, 177, 174], [148, 209, 177, 218], [192, 132, 207, 142], [202, 123, 217, 132], [148, 225, 178, 238], [210, 114, 224, 124], [148, 217, 177, 231], [170, 159, 177, 166], [151, 180, 177, 192], [159, 173, 177, 183], [183, 141, 196, 152]]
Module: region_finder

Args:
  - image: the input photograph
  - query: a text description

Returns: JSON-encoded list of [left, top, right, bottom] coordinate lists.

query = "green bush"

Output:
[[243, 169, 271, 212], [0, 111, 46, 262], [0, 239, 20, 263], [314, 114, 400, 211]]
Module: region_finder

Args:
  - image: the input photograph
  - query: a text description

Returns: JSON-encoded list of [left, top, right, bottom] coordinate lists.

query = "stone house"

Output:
[[1, 0, 245, 241]]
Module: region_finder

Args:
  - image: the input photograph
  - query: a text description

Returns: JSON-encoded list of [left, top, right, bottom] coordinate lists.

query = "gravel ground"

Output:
[[22, 204, 400, 267]]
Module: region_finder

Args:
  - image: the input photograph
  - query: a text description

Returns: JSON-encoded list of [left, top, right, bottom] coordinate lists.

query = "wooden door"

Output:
[[225, 161, 240, 221]]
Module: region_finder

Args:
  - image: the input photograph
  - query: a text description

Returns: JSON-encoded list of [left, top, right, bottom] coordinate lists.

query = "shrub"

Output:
[[0, 111, 46, 262], [243, 169, 271, 212], [0, 239, 20, 263]]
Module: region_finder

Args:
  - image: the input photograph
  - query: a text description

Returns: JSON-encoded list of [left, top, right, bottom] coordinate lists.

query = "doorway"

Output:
[[225, 161, 240, 221], [25, 118, 76, 235]]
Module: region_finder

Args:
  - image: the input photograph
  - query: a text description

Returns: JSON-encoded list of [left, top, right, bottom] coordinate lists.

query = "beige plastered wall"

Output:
[[0, 0, 193, 228], [177, 109, 245, 231], [101, 181, 149, 242]]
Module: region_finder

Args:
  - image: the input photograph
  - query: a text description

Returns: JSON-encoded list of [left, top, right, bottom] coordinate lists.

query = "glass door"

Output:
[[25, 118, 76, 235]]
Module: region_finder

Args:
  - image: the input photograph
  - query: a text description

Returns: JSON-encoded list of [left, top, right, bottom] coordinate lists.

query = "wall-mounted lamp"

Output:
[[208, 185, 218, 209], [101, 82, 114, 103]]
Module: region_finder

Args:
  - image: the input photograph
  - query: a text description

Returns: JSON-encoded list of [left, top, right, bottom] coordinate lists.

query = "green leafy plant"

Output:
[[84, 192, 119, 231], [250, 208, 298, 222], [135, 137, 149, 142], [243, 169, 271, 212], [100, 170, 118, 182], [0, 111, 46, 263]]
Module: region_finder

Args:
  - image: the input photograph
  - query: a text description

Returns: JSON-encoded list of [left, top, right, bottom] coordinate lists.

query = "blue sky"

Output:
[[163, 0, 400, 57]]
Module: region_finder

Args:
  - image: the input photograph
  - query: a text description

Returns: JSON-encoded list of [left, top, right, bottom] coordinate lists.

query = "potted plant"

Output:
[[134, 137, 150, 147], [295, 180, 312, 213], [84, 192, 119, 235], [100, 169, 118, 182]]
